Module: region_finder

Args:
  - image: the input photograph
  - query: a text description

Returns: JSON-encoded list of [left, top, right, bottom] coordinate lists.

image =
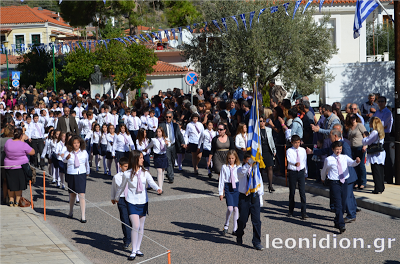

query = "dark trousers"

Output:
[[166, 144, 176, 182], [129, 130, 139, 148], [383, 133, 393, 184], [288, 169, 306, 215], [31, 138, 44, 167], [236, 193, 261, 246], [330, 180, 348, 228], [327, 179, 335, 210], [117, 197, 132, 245], [345, 181, 357, 219], [371, 163, 385, 192], [352, 146, 367, 187]]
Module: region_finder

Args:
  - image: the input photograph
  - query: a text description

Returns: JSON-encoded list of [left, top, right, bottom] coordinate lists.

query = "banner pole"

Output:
[[29, 180, 33, 209], [168, 250, 171, 264], [43, 172, 46, 221]]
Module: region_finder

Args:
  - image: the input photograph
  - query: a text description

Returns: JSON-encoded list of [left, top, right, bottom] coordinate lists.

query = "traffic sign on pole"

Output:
[[185, 71, 199, 86], [11, 71, 21, 80], [12, 79, 19, 87]]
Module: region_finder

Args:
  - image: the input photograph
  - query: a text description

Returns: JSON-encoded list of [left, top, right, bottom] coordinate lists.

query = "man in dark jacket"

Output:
[[56, 107, 79, 134]]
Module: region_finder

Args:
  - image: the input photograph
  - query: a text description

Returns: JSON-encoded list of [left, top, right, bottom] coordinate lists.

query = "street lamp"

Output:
[[50, 34, 57, 92], [3, 41, 9, 89]]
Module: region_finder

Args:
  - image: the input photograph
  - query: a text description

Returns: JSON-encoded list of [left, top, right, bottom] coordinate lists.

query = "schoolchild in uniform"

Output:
[[140, 108, 150, 132], [198, 121, 216, 178], [127, 108, 141, 147], [146, 109, 158, 139], [112, 124, 135, 173], [176, 121, 187, 171], [185, 113, 204, 174], [111, 157, 132, 250], [110, 108, 119, 132], [86, 123, 102, 172], [41, 128, 55, 176], [218, 150, 240, 236], [50, 130, 61, 183], [55, 132, 67, 188], [99, 124, 109, 174], [136, 128, 151, 171], [286, 135, 308, 220], [106, 125, 118, 176]]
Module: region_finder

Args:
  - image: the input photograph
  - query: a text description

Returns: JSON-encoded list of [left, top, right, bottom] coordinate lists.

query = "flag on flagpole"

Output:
[[271, 6, 278, 14], [353, 0, 379, 39], [303, 0, 313, 14]]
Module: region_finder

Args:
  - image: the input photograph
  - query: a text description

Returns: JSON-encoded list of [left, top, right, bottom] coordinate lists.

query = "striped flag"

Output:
[[245, 84, 265, 195], [353, 0, 379, 39], [303, 0, 313, 14]]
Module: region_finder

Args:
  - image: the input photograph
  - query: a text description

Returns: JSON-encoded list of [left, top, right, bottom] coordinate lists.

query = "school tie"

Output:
[[123, 134, 128, 144], [158, 138, 165, 152], [296, 149, 301, 171], [336, 156, 345, 183], [229, 166, 236, 189], [208, 130, 213, 142], [74, 151, 80, 168], [123, 182, 129, 198], [133, 117, 136, 130], [35, 123, 43, 138], [194, 123, 200, 134], [136, 170, 143, 192]]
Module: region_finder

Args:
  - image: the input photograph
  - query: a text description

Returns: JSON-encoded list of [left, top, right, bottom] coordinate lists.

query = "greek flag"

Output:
[[319, 0, 325, 12], [139, 34, 148, 42], [283, 2, 290, 16], [353, 0, 379, 39], [293, 0, 302, 19], [127, 36, 137, 44], [146, 33, 154, 43], [88, 40, 91, 52], [164, 30, 170, 41], [151, 32, 160, 41], [178, 27, 183, 40], [212, 20, 221, 31], [303, 0, 313, 14], [221, 17, 228, 31], [271, 6, 278, 14], [258, 8, 266, 22], [245, 85, 265, 195], [249, 11, 255, 29], [240, 13, 247, 31], [231, 16, 239, 30]]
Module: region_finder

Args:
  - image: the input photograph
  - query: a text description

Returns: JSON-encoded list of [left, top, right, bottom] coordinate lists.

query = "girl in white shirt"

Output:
[[136, 128, 151, 170], [112, 124, 135, 173], [50, 130, 61, 184], [55, 132, 67, 188], [176, 122, 187, 171], [86, 123, 102, 172], [63, 136, 90, 223], [218, 150, 240, 236], [145, 127, 170, 191], [99, 124, 109, 174], [185, 113, 204, 174], [234, 123, 248, 162], [140, 109, 149, 131], [41, 129, 55, 177], [112, 150, 162, 261], [198, 121, 216, 178], [106, 125, 118, 176]]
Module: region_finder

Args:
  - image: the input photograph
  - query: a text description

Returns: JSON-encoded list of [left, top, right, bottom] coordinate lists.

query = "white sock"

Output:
[[225, 206, 233, 228]]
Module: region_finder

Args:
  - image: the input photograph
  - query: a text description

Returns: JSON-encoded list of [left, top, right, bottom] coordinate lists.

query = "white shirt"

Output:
[[109, 114, 119, 127], [106, 133, 116, 153], [24, 122, 32, 138], [40, 108, 49, 117], [218, 164, 240, 195], [46, 117, 58, 128], [136, 138, 151, 156], [140, 115, 149, 130], [55, 141, 67, 161], [86, 131, 102, 144], [113, 168, 160, 205], [112, 133, 135, 156], [235, 133, 247, 150], [362, 130, 386, 165], [286, 147, 308, 175], [181, 129, 188, 145], [198, 129, 216, 151], [39, 116, 48, 127], [147, 116, 158, 132], [99, 132, 108, 145], [126, 116, 141, 131], [237, 163, 264, 206], [63, 150, 90, 175], [79, 118, 92, 135], [111, 171, 127, 198], [41, 138, 53, 159], [56, 107, 64, 115], [74, 106, 85, 119], [321, 154, 360, 181], [29, 122, 45, 139], [49, 139, 58, 154], [122, 115, 129, 124], [147, 137, 170, 154], [97, 112, 106, 126], [185, 122, 204, 144]]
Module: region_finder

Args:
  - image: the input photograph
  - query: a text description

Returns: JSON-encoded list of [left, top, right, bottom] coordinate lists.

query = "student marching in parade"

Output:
[[112, 124, 135, 173], [41, 128, 55, 176], [136, 128, 151, 171], [99, 124, 109, 174], [50, 130, 61, 183], [55, 131, 67, 189], [218, 150, 240, 236], [110, 108, 119, 132], [140, 108, 150, 133], [106, 125, 118, 176], [126, 108, 141, 147], [86, 123, 102, 172], [146, 109, 158, 139], [198, 121, 216, 178], [185, 113, 204, 174]]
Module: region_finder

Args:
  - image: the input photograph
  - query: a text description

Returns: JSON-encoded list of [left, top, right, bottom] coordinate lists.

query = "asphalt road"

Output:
[[24, 155, 400, 264]]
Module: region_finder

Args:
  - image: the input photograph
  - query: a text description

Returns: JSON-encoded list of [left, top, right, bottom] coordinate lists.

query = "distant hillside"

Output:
[[0, 0, 60, 12]]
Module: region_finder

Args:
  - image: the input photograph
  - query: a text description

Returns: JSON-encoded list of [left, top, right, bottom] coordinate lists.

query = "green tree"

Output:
[[164, 1, 202, 27], [366, 22, 394, 61], [182, 1, 336, 96]]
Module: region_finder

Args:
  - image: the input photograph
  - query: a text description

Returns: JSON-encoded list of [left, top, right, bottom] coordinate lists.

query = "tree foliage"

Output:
[[164, 1, 202, 27], [182, 1, 337, 96], [366, 22, 394, 61]]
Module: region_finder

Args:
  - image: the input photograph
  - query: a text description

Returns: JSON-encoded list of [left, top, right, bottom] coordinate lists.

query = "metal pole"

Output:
[[6, 50, 9, 89], [52, 43, 56, 92], [395, 0, 400, 185]]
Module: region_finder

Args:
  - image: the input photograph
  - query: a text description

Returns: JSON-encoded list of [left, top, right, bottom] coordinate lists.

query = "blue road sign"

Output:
[[12, 79, 20, 87], [185, 72, 198, 86], [12, 71, 21, 80]]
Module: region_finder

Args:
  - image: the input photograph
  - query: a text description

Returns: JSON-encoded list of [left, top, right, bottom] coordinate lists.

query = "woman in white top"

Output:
[[112, 124, 135, 173], [106, 125, 118, 176], [136, 128, 151, 170], [86, 123, 102, 172], [198, 121, 216, 177], [145, 127, 170, 191], [112, 150, 162, 261], [185, 113, 204, 174], [218, 150, 240, 236], [78, 111, 92, 138], [235, 123, 247, 162], [50, 130, 61, 184], [176, 122, 187, 171], [99, 124, 109, 174], [63, 136, 90, 223], [362, 117, 386, 194], [55, 132, 67, 189]]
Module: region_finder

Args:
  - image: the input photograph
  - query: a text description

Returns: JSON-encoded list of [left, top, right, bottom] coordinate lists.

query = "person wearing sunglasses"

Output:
[[208, 123, 235, 175]]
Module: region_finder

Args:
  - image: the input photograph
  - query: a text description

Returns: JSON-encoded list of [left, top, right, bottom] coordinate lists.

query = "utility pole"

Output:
[[394, 0, 400, 185]]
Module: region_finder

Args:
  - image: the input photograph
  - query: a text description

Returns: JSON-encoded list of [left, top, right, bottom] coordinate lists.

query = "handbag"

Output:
[[18, 197, 32, 207], [21, 163, 33, 181], [367, 143, 384, 154]]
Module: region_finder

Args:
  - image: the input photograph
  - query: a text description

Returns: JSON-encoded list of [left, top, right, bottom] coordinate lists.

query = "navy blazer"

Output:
[[313, 139, 357, 183]]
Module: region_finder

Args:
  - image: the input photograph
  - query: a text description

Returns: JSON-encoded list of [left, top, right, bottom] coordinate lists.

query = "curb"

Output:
[[272, 175, 400, 219]]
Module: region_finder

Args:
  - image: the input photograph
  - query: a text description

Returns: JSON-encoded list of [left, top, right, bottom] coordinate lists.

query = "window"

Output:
[[383, 15, 393, 28], [326, 19, 336, 48], [15, 35, 25, 50], [0, 35, 5, 43], [31, 34, 41, 45]]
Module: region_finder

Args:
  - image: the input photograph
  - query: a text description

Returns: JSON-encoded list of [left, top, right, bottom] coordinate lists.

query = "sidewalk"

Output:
[[0, 205, 91, 264], [273, 165, 400, 218]]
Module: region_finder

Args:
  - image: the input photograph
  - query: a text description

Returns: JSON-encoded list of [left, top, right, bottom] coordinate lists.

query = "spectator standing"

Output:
[[360, 93, 378, 131]]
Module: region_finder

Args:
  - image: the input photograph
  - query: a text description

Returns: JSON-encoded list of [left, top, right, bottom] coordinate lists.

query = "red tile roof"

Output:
[[0, 54, 23, 65], [149, 61, 191, 76], [51, 30, 76, 37], [0, 5, 71, 28]]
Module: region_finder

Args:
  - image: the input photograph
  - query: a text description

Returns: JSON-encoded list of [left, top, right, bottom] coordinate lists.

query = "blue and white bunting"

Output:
[[123, 37, 132, 44], [164, 30, 170, 41], [283, 2, 290, 16], [258, 8, 266, 22], [139, 34, 148, 43], [331, 0, 335, 7], [151, 32, 159, 41], [83, 42, 87, 51], [186, 25, 193, 33], [145, 33, 154, 43], [212, 20, 221, 31], [249, 11, 255, 29], [171, 28, 176, 40], [221, 17, 228, 31], [115, 38, 127, 46], [204, 21, 208, 32], [271, 6, 278, 14], [127, 36, 137, 44], [303, 0, 313, 14], [178, 27, 182, 40], [239, 14, 247, 31], [293, 0, 302, 19], [319, 0, 325, 12], [158, 31, 162, 42], [231, 16, 239, 30]]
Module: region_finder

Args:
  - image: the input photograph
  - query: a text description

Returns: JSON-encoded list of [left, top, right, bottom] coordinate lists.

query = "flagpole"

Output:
[[375, 0, 395, 23]]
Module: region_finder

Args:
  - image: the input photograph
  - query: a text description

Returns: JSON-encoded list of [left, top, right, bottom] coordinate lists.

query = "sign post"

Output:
[[11, 71, 21, 88], [185, 71, 198, 105]]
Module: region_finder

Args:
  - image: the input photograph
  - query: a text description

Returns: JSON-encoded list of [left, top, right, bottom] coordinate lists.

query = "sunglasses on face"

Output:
[[218, 128, 225, 131], [260, 120, 265, 122], [166, 116, 172, 119]]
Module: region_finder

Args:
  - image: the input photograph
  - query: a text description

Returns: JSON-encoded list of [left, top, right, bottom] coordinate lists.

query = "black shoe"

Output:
[[80, 219, 87, 223], [136, 251, 144, 257], [268, 186, 275, 193], [127, 254, 136, 261], [208, 173, 212, 179], [222, 228, 228, 236], [344, 217, 356, 224], [147, 187, 152, 190], [301, 214, 309, 220], [254, 244, 264, 251], [67, 214, 73, 219], [168, 180, 174, 184], [356, 208, 362, 212], [236, 237, 243, 246], [232, 231, 237, 236], [123, 243, 130, 250], [334, 223, 340, 229], [40, 166, 45, 171], [339, 226, 346, 234], [330, 209, 335, 213], [286, 212, 294, 217]]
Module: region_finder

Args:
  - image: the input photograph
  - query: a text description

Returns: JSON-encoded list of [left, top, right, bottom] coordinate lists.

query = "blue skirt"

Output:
[[51, 153, 59, 168], [92, 143, 101, 155], [58, 160, 66, 174], [66, 173, 87, 194], [224, 182, 239, 207], [100, 144, 107, 156], [115, 151, 129, 162], [188, 143, 198, 153], [154, 153, 168, 169], [143, 154, 150, 168], [106, 151, 114, 160], [127, 202, 148, 216]]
